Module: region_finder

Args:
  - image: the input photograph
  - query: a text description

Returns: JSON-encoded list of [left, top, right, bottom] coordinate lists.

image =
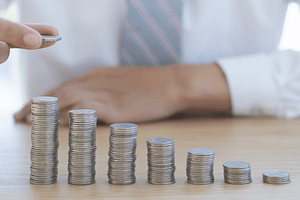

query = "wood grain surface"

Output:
[[0, 112, 299, 199]]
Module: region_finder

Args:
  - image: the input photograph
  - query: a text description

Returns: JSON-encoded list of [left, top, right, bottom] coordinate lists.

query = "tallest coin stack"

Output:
[[30, 96, 60, 184]]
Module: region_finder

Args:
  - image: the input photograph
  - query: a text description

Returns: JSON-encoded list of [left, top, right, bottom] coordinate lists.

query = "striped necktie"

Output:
[[121, 0, 183, 66]]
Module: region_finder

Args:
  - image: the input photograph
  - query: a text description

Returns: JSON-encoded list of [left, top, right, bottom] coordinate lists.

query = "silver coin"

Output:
[[223, 161, 252, 185], [68, 109, 97, 185], [69, 109, 96, 115], [147, 137, 175, 185], [186, 148, 215, 184], [188, 148, 215, 156], [147, 137, 174, 145], [223, 161, 250, 169], [262, 170, 291, 184], [262, 170, 289, 178], [42, 35, 62, 42], [108, 123, 137, 185], [31, 96, 58, 103], [30, 96, 59, 185], [110, 123, 138, 130]]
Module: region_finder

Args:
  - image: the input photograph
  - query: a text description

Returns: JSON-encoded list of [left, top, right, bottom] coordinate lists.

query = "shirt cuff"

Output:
[[217, 52, 279, 117]]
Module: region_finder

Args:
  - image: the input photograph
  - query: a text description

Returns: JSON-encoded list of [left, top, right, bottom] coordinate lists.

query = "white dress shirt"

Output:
[[2, 0, 300, 118]]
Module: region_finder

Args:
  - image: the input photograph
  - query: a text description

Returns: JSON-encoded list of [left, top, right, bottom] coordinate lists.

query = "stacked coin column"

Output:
[[147, 138, 176, 184], [30, 96, 60, 185], [108, 123, 138, 185], [262, 170, 291, 184], [186, 148, 215, 184], [68, 109, 97, 185], [223, 161, 252, 184]]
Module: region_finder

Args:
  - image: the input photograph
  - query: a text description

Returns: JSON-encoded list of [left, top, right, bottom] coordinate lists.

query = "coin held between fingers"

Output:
[[41, 35, 62, 42]]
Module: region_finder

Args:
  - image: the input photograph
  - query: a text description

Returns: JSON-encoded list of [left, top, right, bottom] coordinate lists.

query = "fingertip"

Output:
[[14, 112, 31, 124], [14, 111, 23, 122], [0, 41, 10, 64], [14, 102, 31, 122]]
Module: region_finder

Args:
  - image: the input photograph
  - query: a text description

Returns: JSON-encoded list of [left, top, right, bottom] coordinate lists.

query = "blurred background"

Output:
[[0, 2, 300, 115]]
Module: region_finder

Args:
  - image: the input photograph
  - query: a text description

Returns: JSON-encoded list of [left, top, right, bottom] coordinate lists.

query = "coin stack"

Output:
[[262, 170, 291, 184], [30, 96, 60, 185], [68, 109, 97, 185], [186, 148, 215, 184], [107, 123, 138, 185], [223, 161, 252, 184], [147, 138, 176, 185]]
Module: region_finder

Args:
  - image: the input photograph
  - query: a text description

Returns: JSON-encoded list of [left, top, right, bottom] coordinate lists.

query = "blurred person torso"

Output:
[[11, 0, 290, 98]]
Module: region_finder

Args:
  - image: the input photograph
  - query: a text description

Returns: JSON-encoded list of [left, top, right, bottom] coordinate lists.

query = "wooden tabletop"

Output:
[[1, 112, 299, 200]]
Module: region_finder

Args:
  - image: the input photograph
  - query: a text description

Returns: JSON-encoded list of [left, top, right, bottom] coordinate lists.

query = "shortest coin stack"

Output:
[[223, 161, 252, 185], [68, 109, 97, 185], [147, 138, 176, 185], [186, 148, 215, 184], [262, 170, 291, 184]]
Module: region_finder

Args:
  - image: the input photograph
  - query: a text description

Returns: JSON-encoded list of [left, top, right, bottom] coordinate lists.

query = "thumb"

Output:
[[0, 18, 42, 49], [0, 41, 10, 64]]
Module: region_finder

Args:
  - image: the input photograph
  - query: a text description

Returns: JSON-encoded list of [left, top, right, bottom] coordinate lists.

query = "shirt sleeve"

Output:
[[217, 50, 300, 119]]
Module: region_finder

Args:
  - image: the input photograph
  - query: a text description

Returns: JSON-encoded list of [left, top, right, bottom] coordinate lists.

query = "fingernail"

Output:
[[23, 33, 40, 47]]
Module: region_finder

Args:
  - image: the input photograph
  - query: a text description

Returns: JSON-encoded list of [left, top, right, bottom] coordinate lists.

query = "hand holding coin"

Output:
[[0, 17, 60, 64]]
